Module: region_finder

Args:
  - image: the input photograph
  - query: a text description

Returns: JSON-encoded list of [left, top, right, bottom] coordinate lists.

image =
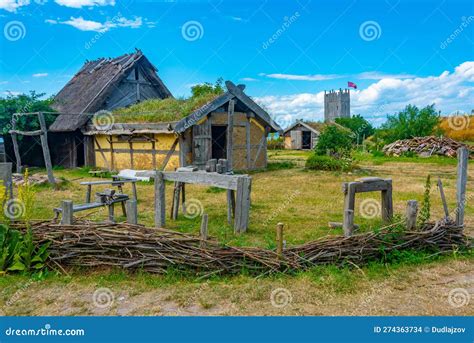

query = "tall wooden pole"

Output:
[[37, 112, 55, 185], [226, 99, 235, 171], [455, 147, 468, 227]]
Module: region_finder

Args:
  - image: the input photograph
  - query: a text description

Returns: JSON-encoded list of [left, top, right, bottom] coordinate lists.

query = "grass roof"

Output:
[[112, 93, 220, 123]]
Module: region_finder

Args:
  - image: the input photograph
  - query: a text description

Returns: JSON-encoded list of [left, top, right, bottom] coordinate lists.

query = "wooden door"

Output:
[[192, 119, 211, 169]]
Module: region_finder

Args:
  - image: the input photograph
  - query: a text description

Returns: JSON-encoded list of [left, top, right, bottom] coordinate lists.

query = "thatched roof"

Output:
[[50, 50, 172, 132]]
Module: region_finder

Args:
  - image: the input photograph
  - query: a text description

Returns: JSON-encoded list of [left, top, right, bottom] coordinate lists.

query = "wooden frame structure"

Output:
[[342, 177, 393, 237], [139, 170, 252, 233], [9, 112, 55, 185]]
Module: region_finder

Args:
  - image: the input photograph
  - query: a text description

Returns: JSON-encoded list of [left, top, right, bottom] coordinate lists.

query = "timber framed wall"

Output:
[[93, 133, 180, 171]]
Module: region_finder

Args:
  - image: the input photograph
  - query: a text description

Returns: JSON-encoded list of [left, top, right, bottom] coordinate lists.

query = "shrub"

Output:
[[335, 114, 375, 144], [315, 125, 353, 156], [306, 155, 353, 172]]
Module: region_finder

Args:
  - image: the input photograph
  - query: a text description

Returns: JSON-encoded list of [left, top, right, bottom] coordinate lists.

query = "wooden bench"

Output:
[[54, 190, 129, 223]]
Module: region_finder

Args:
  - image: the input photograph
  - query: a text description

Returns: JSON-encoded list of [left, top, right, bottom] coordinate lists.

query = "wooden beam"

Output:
[[456, 147, 468, 227], [8, 130, 43, 136], [94, 137, 111, 171], [234, 176, 251, 233], [343, 209, 354, 237], [154, 170, 166, 228], [61, 200, 73, 225], [126, 199, 138, 225], [227, 100, 235, 171], [11, 117, 22, 173], [246, 115, 251, 169], [252, 128, 267, 169], [160, 137, 179, 171], [37, 112, 55, 185], [129, 141, 134, 169]]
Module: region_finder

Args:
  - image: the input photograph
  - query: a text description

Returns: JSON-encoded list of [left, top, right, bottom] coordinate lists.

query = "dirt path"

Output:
[[1, 259, 472, 316]]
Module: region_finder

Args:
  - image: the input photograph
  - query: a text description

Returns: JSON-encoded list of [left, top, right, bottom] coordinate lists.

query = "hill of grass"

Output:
[[112, 93, 220, 123]]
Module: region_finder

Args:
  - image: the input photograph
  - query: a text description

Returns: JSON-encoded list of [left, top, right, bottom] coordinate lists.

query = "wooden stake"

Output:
[[61, 200, 73, 225], [455, 147, 468, 227], [126, 199, 138, 225], [343, 209, 354, 237], [154, 171, 165, 228], [437, 177, 449, 218], [406, 200, 418, 230], [200, 213, 208, 248], [276, 222, 284, 259]]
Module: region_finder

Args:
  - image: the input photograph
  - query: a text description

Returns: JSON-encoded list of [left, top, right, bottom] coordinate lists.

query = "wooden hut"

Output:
[[48, 49, 172, 168], [283, 121, 325, 150], [82, 81, 282, 171]]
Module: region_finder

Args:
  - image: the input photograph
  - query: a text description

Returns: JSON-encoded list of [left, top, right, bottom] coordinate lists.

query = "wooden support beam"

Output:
[[8, 130, 43, 136], [129, 141, 134, 169], [154, 170, 166, 228], [406, 200, 418, 230], [151, 140, 157, 169], [94, 137, 111, 171], [246, 115, 251, 169], [60, 200, 73, 225], [227, 189, 235, 224], [11, 117, 22, 173], [227, 100, 235, 171], [381, 182, 393, 222], [160, 137, 179, 171], [37, 112, 55, 185], [252, 129, 267, 169], [126, 199, 138, 225], [171, 182, 181, 220], [234, 176, 251, 233], [343, 209, 354, 237], [456, 147, 468, 227]]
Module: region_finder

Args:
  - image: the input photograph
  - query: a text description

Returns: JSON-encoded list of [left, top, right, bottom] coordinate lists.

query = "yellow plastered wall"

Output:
[[93, 133, 180, 171], [284, 136, 292, 149]]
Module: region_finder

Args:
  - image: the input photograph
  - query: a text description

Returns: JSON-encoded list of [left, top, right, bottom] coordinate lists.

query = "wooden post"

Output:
[[381, 180, 393, 222], [85, 184, 92, 203], [227, 100, 235, 171], [437, 177, 449, 218], [343, 209, 354, 237], [227, 189, 235, 224], [11, 116, 22, 173], [276, 222, 284, 260], [234, 176, 251, 233], [406, 200, 418, 230], [131, 182, 138, 201], [456, 147, 468, 227], [172, 182, 181, 220], [181, 183, 186, 214], [154, 170, 166, 228], [246, 116, 251, 169], [108, 203, 115, 223], [126, 199, 138, 225], [200, 213, 208, 247], [37, 112, 55, 185], [60, 200, 73, 225]]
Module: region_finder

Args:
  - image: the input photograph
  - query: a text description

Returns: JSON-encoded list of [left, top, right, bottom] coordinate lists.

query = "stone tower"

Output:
[[324, 89, 350, 122]]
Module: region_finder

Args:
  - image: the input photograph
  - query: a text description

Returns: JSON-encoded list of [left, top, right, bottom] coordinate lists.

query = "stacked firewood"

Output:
[[16, 220, 470, 276], [383, 136, 473, 158]]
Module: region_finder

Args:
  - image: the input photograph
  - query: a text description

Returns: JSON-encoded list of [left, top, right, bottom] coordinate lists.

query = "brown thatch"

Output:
[[50, 49, 172, 132]]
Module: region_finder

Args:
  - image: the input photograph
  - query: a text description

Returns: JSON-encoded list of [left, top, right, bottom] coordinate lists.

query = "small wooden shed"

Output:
[[283, 121, 325, 150], [82, 81, 282, 171], [48, 49, 172, 168]]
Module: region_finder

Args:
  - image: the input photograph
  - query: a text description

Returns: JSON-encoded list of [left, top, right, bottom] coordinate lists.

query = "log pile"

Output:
[[383, 136, 473, 158], [12, 173, 61, 186], [18, 220, 470, 276]]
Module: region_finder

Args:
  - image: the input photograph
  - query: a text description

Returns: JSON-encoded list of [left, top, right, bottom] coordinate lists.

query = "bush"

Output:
[[305, 155, 353, 172], [267, 137, 284, 150], [315, 125, 353, 156]]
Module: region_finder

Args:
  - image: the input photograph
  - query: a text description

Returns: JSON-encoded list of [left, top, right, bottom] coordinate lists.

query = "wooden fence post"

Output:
[[276, 222, 284, 260], [126, 199, 138, 225], [437, 177, 449, 219], [343, 209, 354, 237], [37, 112, 55, 185], [406, 200, 418, 230], [456, 147, 468, 227], [61, 200, 73, 225], [154, 171, 166, 228], [234, 176, 251, 233], [200, 213, 208, 248]]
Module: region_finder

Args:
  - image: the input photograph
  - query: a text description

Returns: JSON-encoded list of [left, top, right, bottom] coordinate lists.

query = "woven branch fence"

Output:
[[16, 219, 470, 276]]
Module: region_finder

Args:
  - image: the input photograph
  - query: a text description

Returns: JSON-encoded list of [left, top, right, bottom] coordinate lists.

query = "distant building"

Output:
[[283, 121, 324, 150], [324, 89, 350, 122]]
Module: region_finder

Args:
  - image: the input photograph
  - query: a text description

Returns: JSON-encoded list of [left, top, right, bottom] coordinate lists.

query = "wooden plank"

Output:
[[381, 181, 393, 222], [37, 112, 55, 184], [456, 147, 468, 227], [8, 130, 43, 136], [160, 137, 178, 170], [246, 115, 251, 169], [171, 182, 181, 220], [154, 170, 166, 228], [60, 200, 73, 225], [234, 176, 251, 233], [94, 137, 111, 171], [343, 209, 354, 237], [406, 200, 418, 230], [227, 100, 235, 171], [437, 177, 449, 218], [227, 189, 235, 224], [84, 136, 96, 167]]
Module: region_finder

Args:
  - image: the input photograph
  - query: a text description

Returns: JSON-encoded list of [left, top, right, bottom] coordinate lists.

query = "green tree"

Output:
[[335, 114, 375, 144], [191, 78, 224, 98], [315, 125, 353, 156], [376, 104, 440, 144]]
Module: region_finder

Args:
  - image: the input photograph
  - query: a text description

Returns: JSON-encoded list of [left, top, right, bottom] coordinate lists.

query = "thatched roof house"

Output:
[[48, 49, 172, 167], [83, 81, 282, 171]]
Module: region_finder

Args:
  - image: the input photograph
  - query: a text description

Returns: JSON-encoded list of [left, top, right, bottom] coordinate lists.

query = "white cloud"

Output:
[[0, 0, 30, 12], [357, 72, 417, 80], [45, 15, 142, 32], [240, 77, 258, 82], [32, 73, 48, 77], [255, 61, 474, 127], [54, 0, 115, 8], [263, 73, 343, 81]]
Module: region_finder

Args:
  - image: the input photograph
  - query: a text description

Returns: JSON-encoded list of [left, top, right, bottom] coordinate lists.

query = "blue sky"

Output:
[[0, 0, 473, 126]]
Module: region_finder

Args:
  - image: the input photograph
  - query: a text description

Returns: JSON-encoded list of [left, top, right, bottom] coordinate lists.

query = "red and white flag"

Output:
[[347, 81, 357, 89]]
